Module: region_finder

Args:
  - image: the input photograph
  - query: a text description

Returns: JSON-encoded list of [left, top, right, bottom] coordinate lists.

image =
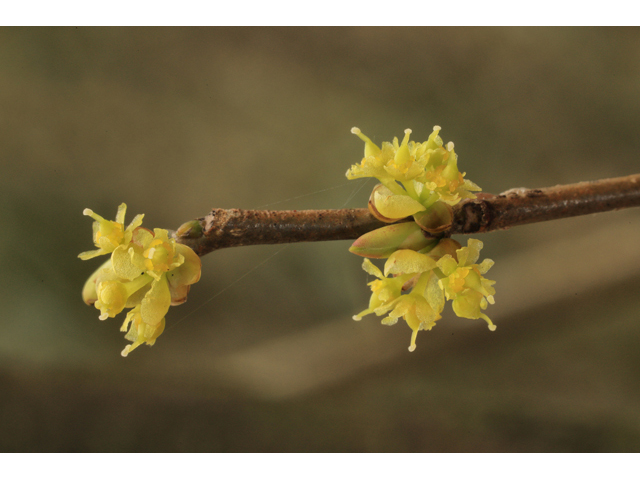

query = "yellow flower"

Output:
[[347, 126, 482, 215], [111, 227, 185, 282], [380, 287, 441, 352], [352, 238, 497, 351], [437, 239, 496, 330], [382, 129, 428, 183], [346, 128, 397, 187], [94, 269, 153, 320], [78, 203, 144, 260], [347, 127, 427, 187], [79, 203, 202, 356], [120, 305, 166, 357], [117, 272, 172, 356], [141, 229, 183, 278], [419, 142, 481, 206], [354, 249, 445, 352], [347, 127, 496, 351], [352, 258, 411, 321]]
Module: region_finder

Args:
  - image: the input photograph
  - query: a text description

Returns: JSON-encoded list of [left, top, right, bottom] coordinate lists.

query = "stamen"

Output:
[[447, 142, 454, 152], [121, 345, 131, 357], [408, 329, 419, 352], [351, 127, 382, 157], [351, 127, 375, 146], [99, 312, 108, 321], [401, 129, 412, 146], [481, 313, 497, 331], [83, 208, 94, 216], [433, 125, 441, 132]]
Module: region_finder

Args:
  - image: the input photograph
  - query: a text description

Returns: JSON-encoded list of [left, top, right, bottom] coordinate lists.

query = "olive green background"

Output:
[[1, 27, 640, 452]]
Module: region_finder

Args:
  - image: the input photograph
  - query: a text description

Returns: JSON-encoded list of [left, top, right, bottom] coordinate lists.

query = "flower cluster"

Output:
[[353, 249, 443, 353], [79, 204, 201, 356], [346, 126, 481, 227], [347, 127, 496, 351], [437, 239, 496, 329], [354, 239, 496, 352]]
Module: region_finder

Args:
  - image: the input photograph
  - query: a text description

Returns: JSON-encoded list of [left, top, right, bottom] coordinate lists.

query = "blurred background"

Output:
[[1, 27, 640, 452]]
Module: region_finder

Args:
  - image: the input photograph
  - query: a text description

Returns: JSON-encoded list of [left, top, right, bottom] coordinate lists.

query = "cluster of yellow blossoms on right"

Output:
[[347, 127, 496, 352]]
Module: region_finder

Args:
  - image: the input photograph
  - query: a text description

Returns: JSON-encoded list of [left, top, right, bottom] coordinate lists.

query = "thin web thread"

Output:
[[339, 177, 371, 208], [256, 183, 353, 209], [168, 178, 368, 331], [167, 245, 289, 331]]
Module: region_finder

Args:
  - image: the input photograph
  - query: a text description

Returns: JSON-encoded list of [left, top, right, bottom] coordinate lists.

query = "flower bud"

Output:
[[412, 202, 453, 234], [369, 184, 426, 222], [175, 220, 203, 239], [82, 258, 112, 305], [349, 222, 436, 259]]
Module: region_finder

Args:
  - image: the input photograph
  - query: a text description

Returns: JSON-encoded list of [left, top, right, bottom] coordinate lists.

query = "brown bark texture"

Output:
[[175, 174, 640, 257]]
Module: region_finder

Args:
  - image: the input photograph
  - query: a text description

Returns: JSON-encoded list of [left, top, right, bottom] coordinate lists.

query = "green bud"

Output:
[[349, 221, 436, 259], [175, 219, 203, 239]]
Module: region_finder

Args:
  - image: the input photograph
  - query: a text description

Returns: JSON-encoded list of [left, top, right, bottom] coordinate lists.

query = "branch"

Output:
[[174, 174, 640, 257]]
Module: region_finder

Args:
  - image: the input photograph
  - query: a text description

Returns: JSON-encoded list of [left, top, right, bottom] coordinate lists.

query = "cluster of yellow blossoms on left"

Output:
[[79, 203, 201, 357]]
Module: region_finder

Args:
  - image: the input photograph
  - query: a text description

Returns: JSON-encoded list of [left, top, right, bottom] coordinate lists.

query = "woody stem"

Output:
[[174, 174, 640, 257]]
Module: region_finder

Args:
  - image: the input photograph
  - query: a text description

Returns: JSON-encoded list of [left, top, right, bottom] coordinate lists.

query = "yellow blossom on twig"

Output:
[[348, 127, 497, 352], [79, 203, 201, 356], [437, 238, 496, 331]]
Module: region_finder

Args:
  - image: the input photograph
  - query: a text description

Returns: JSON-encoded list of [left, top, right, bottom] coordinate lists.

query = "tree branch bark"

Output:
[[174, 174, 640, 257]]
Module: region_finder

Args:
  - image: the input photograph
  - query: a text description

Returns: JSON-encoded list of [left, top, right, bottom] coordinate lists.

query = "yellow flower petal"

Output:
[[78, 249, 107, 261], [373, 189, 426, 219], [112, 245, 143, 281], [361, 258, 384, 279], [426, 271, 445, 314], [384, 250, 437, 276], [115, 203, 127, 225], [167, 244, 202, 288], [81, 258, 112, 305], [140, 274, 171, 326], [457, 239, 483, 266]]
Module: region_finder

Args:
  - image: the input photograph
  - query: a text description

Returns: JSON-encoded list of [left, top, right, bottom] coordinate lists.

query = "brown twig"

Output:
[[175, 174, 640, 257]]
